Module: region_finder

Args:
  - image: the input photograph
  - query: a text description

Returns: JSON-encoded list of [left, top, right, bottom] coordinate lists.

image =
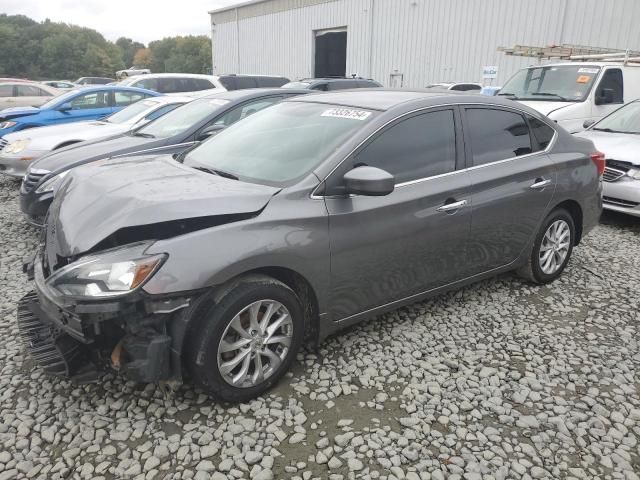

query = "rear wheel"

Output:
[[517, 208, 575, 284], [185, 276, 304, 403]]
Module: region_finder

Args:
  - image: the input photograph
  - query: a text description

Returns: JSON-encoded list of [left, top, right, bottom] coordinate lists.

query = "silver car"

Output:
[[0, 82, 61, 109], [577, 100, 640, 217], [1, 96, 192, 172], [18, 90, 602, 403]]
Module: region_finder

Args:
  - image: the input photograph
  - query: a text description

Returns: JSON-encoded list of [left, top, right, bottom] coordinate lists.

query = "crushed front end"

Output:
[[18, 230, 191, 385]]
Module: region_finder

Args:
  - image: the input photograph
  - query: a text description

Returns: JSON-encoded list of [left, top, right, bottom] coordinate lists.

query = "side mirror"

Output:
[[583, 119, 596, 129], [595, 88, 615, 106], [198, 124, 225, 141], [58, 102, 73, 112], [343, 166, 395, 196]]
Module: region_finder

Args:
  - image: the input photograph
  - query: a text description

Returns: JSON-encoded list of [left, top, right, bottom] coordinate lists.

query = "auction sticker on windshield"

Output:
[[321, 108, 372, 121]]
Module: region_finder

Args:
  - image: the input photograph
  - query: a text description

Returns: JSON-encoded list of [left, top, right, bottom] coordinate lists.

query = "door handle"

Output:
[[437, 199, 468, 213], [530, 178, 552, 190]]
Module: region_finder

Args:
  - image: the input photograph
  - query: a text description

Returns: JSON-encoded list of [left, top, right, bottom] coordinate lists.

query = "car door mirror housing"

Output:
[[58, 102, 72, 112], [198, 125, 225, 141], [583, 119, 596, 129], [343, 166, 395, 196], [595, 88, 615, 106]]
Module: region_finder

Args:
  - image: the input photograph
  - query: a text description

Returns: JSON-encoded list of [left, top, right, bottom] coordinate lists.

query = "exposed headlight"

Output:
[[35, 171, 69, 194], [3, 139, 29, 154], [46, 243, 166, 298], [0, 121, 17, 130], [627, 168, 640, 180]]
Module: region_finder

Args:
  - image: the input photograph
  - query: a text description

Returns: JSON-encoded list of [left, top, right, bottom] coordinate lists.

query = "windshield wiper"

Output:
[[497, 92, 518, 99], [193, 166, 239, 180], [132, 131, 155, 138], [531, 92, 569, 101]]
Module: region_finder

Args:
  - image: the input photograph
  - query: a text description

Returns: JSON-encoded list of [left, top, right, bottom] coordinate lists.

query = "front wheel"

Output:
[[185, 276, 304, 403], [517, 208, 575, 284]]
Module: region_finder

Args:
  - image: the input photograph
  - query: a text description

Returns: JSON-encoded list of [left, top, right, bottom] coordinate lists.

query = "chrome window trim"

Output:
[[311, 102, 558, 199]]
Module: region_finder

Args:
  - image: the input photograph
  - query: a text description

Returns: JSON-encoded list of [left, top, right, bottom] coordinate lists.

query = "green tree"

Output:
[[148, 36, 211, 74], [115, 37, 145, 67]]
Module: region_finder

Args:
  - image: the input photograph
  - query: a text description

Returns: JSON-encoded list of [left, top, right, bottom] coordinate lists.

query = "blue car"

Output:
[[0, 86, 160, 137]]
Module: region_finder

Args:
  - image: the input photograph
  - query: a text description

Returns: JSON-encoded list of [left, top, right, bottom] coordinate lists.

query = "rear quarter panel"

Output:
[[548, 130, 602, 238]]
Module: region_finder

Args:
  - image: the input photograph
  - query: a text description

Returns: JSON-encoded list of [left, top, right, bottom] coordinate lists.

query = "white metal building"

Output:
[[209, 0, 640, 87]]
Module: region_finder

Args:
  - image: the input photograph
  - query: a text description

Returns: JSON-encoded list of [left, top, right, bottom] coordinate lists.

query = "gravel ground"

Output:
[[1, 174, 639, 480]]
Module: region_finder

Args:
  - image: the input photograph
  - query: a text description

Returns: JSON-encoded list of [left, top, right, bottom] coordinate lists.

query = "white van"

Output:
[[498, 62, 640, 133]]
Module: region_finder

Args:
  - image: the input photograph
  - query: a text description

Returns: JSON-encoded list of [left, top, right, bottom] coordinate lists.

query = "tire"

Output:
[[121, 72, 128, 78], [185, 276, 304, 403], [517, 208, 575, 284]]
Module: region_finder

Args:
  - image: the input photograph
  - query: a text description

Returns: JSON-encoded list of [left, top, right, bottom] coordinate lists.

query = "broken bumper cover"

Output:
[[17, 255, 179, 384]]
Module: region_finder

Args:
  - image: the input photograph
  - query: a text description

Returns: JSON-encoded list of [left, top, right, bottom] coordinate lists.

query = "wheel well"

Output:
[[54, 141, 81, 150], [554, 200, 583, 245], [244, 267, 320, 343]]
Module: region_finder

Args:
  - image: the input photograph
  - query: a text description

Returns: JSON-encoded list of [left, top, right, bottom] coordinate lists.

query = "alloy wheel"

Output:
[[538, 219, 571, 275], [217, 299, 293, 388]]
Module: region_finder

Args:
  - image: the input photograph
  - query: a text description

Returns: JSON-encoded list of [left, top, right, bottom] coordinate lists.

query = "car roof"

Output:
[[64, 85, 159, 94], [286, 88, 522, 112], [198, 87, 310, 101], [123, 73, 218, 80]]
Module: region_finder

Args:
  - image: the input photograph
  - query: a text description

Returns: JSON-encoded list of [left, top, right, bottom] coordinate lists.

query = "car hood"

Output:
[[50, 155, 281, 256], [576, 130, 640, 165], [31, 133, 157, 173], [517, 101, 573, 117], [3, 121, 128, 150], [0, 106, 41, 119]]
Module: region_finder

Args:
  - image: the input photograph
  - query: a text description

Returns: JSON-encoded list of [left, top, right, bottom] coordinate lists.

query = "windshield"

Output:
[[282, 82, 311, 89], [184, 102, 376, 186], [499, 65, 600, 102], [593, 101, 640, 134], [105, 99, 159, 124], [39, 89, 83, 109], [136, 97, 229, 139]]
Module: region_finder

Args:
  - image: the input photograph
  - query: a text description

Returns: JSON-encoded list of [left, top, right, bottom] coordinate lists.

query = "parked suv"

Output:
[[218, 74, 290, 90], [118, 74, 224, 94], [18, 90, 602, 402], [282, 77, 382, 91]]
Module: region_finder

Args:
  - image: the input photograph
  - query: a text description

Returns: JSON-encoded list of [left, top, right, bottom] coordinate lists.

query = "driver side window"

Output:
[[70, 91, 109, 109], [597, 69, 623, 104]]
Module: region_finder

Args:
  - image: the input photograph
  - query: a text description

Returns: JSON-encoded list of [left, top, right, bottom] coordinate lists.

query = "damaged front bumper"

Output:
[[18, 253, 192, 384]]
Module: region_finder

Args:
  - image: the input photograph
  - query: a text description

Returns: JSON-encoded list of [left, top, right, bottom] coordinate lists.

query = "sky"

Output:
[[2, 0, 245, 44]]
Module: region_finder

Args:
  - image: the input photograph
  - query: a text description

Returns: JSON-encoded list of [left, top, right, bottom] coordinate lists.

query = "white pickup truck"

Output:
[[498, 62, 640, 133], [116, 66, 151, 78]]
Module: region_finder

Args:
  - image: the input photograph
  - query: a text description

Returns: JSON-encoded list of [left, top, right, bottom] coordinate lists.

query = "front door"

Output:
[[462, 107, 557, 274], [325, 107, 472, 320], [53, 90, 114, 125]]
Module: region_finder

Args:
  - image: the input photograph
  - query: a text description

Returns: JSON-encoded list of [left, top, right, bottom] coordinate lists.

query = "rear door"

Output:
[[325, 107, 472, 320], [462, 106, 557, 274]]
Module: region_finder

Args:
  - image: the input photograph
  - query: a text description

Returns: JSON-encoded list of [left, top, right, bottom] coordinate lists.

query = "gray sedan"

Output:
[[18, 90, 602, 403], [577, 99, 640, 217]]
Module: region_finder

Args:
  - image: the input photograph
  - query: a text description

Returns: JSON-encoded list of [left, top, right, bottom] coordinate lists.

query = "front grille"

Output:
[[603, 167, 626, 183], [603, 196, 640, 208], [21, 170, 48, 193], [17, 292, 86, 377]]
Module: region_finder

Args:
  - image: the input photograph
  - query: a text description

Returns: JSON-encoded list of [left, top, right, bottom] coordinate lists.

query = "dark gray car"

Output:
[[18, 90, 603, 402]]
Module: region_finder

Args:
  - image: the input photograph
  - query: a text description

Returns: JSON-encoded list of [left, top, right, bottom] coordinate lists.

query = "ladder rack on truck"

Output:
[[498, 44, 640, 65]]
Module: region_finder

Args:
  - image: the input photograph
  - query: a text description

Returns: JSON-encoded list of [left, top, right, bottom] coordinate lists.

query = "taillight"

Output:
[[591, 151, 606, 177]]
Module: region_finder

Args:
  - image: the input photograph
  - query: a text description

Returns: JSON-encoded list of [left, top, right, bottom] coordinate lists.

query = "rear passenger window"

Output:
[[527, 116, 555, 150], [0, 85, 13, 97], [466, 108, 532, 166], [194, 79, 214, 90], [353, 109, 456, 184], [114, 91, 145, 106]]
